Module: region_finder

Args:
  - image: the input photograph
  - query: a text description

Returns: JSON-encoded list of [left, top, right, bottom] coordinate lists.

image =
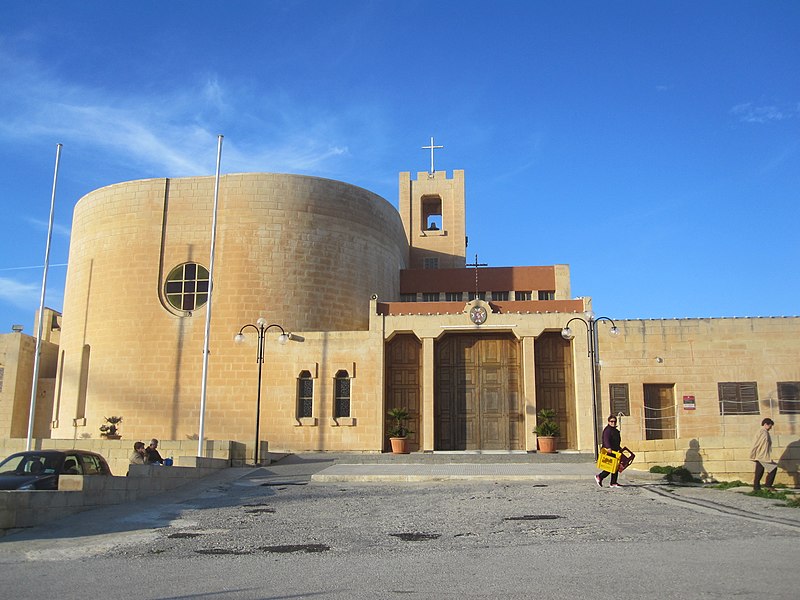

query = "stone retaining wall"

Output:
[[0, 457, 229, 536], [629, 434, 800, 486], [0, 438, 247, 476]]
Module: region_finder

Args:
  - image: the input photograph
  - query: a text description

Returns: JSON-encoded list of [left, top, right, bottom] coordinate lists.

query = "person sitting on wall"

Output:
[[129, 441, 146, 465], [145, 438, 164, 464]]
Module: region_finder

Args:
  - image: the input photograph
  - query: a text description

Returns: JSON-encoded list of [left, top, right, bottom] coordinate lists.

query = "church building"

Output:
[[1, 160, 798, 483]]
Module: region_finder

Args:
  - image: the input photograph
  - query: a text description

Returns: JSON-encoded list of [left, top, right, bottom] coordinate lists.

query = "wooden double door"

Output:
[[434, 333, 523, 450]]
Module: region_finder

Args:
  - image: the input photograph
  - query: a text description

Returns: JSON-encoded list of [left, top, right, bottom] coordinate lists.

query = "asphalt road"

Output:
[[2, 455, 798, 599]]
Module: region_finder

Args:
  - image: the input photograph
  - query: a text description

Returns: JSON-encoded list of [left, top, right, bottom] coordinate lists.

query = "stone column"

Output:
[[521, 336, 537, 452], [421, 336, 435, 451]]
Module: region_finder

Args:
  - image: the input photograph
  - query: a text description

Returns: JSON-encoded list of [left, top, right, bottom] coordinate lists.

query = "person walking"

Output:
[[596, 415, 622, 488], [750, 418, 777, 491]]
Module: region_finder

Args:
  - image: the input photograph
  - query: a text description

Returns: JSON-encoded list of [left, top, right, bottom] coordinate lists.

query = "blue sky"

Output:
[[1, 1, 798, 333]]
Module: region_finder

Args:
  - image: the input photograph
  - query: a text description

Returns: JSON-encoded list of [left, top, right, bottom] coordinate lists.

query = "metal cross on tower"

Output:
[[422, 136, 443, 174], [466, 253, 488, 297]]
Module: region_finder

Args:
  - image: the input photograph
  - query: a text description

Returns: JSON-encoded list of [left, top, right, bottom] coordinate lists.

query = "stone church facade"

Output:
[[1, 167, 798, 483]]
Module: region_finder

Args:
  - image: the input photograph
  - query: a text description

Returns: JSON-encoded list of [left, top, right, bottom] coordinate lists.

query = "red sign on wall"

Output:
[[683, 395, 696, 410]]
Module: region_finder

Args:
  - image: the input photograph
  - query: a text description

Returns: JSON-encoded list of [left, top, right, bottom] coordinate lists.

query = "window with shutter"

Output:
[[718, 382, 759, 415], [778, 382, 800, 414], [609, 383, 630, 416]]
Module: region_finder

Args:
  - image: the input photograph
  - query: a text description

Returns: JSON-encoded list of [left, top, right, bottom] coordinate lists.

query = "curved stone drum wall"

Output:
[[52, 174, 408, 446]]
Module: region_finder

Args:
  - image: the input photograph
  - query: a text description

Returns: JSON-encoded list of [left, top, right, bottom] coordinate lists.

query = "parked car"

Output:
[[0, 450, 111, 490]]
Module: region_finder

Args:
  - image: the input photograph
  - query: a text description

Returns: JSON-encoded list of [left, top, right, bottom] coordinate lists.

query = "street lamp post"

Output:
[[235, 317, 303, 465], [561, 312, 620, 460]]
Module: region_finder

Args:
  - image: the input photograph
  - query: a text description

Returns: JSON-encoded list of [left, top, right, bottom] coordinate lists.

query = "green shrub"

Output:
[[785, 496, 800, 508], [713, 480, 747, 490], [533, 409, 560, 437], [747, 488, 789, 501], [648, 465, 701, 483]]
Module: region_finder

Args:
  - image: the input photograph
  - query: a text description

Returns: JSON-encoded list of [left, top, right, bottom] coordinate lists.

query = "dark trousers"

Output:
[[598, 470, 618, 485], [753, 462, 776, 490]]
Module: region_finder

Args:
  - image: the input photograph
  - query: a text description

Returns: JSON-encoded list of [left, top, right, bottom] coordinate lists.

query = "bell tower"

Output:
[[398, 169, 467, 269]]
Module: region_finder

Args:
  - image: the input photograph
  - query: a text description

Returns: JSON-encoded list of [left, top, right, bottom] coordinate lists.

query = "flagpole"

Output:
[[26, 143, 62, 451], [198, 135, 224, 458]]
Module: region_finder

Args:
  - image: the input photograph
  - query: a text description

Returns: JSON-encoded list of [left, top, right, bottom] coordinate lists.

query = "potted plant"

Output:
[[387, 407, 413, 454], [534, 408, 560, 453], [99, 415, 123, 439]]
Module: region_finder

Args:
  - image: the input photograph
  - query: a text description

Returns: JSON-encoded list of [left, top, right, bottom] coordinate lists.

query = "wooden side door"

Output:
[[534, 332, 576, 449], [385, 334, 422, 451]]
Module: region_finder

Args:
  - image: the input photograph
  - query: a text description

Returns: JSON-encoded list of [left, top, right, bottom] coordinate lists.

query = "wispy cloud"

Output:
[[24, 217, 71, 238], [0, 50, 359, 178], [730, 102, 795, 124], [0, 277, 40, 309]]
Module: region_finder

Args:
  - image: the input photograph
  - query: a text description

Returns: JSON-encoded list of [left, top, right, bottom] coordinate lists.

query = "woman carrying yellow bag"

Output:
[[595, 415, 622, 488]]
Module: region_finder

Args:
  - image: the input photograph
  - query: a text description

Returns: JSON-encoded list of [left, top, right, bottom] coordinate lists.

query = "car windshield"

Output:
[[0, 454, 60, 476]]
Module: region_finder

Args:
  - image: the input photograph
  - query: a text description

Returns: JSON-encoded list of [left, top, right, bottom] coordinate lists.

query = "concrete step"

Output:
[[311, 451, 596, 465]]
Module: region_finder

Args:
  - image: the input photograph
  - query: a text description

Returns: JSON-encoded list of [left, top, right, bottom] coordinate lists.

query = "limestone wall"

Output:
[[0, 333, 58, 439], [599, 317, 800, 440], [51, 173, 408, 448], [629, 435, 799, 486], [0, 460, 228, 536], [0, 438, 245, 477]]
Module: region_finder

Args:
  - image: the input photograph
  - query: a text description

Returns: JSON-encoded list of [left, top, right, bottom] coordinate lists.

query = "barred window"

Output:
[[423, 257, 439, 269], [538, 290, 555, 301], [445, 292, 463, 302], [297, 371, 313, 418], [718, 382, 759, 415], [609, 383, 630, 416], [165, 263, 210, 312], [468, 291, 486, 301], [0, 365, 4, 393], [422, 292, 439, 302], [778, 382, 800, 415], [334, 370, 351, 418], [515, 291, 532, 301], [400, 294, 417, 302], [492, 291, 509, 301]]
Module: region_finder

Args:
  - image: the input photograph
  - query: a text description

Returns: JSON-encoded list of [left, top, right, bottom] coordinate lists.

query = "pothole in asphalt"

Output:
[[195, 549, 253, 555], [168, 532, 204, 539], [390, 533, 441, 541], [504, 515, 562, 521], [260, 544, 331, 553]]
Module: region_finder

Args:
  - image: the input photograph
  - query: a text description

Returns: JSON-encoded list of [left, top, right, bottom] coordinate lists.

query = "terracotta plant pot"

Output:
[[537, 436, 557, 453], [390, 437, 410, 454]]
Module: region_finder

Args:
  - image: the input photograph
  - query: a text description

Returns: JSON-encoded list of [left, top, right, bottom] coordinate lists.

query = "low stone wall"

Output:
[[0, 458, 229, 536], [0, 438, 248, 476], [628, 434, 800, 486]]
